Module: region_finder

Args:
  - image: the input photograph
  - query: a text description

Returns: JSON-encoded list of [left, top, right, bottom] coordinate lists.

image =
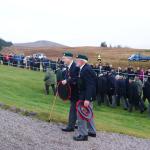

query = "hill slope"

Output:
[[14, 40, 68, 48]]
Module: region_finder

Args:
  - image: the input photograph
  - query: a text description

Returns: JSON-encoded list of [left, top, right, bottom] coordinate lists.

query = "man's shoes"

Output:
[[61, 127, 74, 132], [88, 132, 96, 137], [73, 135, 88, 141]]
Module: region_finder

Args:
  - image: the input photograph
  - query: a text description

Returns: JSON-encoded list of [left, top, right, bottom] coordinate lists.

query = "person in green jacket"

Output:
[[44, 67, 56, 95]]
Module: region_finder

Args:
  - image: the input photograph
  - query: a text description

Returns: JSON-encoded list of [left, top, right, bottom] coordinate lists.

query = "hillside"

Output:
[[13, 40, 68, 48]]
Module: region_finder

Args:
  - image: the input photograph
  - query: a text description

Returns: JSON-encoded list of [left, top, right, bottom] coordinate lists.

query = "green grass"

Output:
[[0, 65, 150, 138]]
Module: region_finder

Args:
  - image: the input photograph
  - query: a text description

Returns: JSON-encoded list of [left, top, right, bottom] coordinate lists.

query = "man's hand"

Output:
[[84, 100, 90, 107], [62, 80, 67, 85]]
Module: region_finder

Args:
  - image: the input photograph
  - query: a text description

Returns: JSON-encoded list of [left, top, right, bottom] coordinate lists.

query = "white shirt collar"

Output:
[[68, 60, 74, 69], [80, 64, 85, 71]]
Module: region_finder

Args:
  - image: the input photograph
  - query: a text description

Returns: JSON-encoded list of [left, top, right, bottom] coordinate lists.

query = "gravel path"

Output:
[[0, 109, 150, 150]]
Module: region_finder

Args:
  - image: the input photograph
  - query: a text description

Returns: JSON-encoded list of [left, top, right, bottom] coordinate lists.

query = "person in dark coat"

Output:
[[61, 52, 79, 132], [128, 77, 137, 112], [97, 74, 107, 105], [106, 72, 116, 106], [128, 77, 144, 113], [143, 69, 150, 115], [115, 75, 128, 109], [73, 54, 97, 141]]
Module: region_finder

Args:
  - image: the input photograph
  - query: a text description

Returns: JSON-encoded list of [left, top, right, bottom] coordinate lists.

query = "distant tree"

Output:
[[0, 38, 13, 51], [117, 45, 122, 48], [100, 42, 107, 48]]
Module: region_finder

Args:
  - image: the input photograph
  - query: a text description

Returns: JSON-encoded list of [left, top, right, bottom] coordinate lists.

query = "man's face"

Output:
[[62, 56, 72, 65], [129, 79, 134, 83], [76, 59, 83, 67]]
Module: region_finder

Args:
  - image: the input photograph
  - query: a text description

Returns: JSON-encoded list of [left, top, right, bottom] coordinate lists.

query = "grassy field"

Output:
[[0, 65, 150, 138]]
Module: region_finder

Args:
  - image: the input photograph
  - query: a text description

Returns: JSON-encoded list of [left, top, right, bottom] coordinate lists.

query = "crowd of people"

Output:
[[93, 64, 150, 114], [0, 53, 59, 71], [44, 61, 150, 116]]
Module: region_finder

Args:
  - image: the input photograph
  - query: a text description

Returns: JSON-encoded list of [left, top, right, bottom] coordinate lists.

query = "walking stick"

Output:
[[48, 81, 70, 122], [48, 90, 58, 122]]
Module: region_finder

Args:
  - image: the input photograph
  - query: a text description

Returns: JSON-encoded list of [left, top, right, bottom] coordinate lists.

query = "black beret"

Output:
[[76, 54, 88, 61], [63, 52, 73, 57]]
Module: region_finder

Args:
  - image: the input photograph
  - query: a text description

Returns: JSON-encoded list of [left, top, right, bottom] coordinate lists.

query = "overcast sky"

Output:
[[0, 0, 150, 48]]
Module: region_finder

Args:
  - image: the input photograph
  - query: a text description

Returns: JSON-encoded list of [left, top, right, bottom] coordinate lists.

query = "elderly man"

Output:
[[73, 54, 97, 141], [61, 52, 79, 132]]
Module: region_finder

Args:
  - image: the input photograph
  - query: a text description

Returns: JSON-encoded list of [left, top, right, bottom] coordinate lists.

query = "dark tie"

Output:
[[65, 66, 69, 79], [79, 68, 82, 77]]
